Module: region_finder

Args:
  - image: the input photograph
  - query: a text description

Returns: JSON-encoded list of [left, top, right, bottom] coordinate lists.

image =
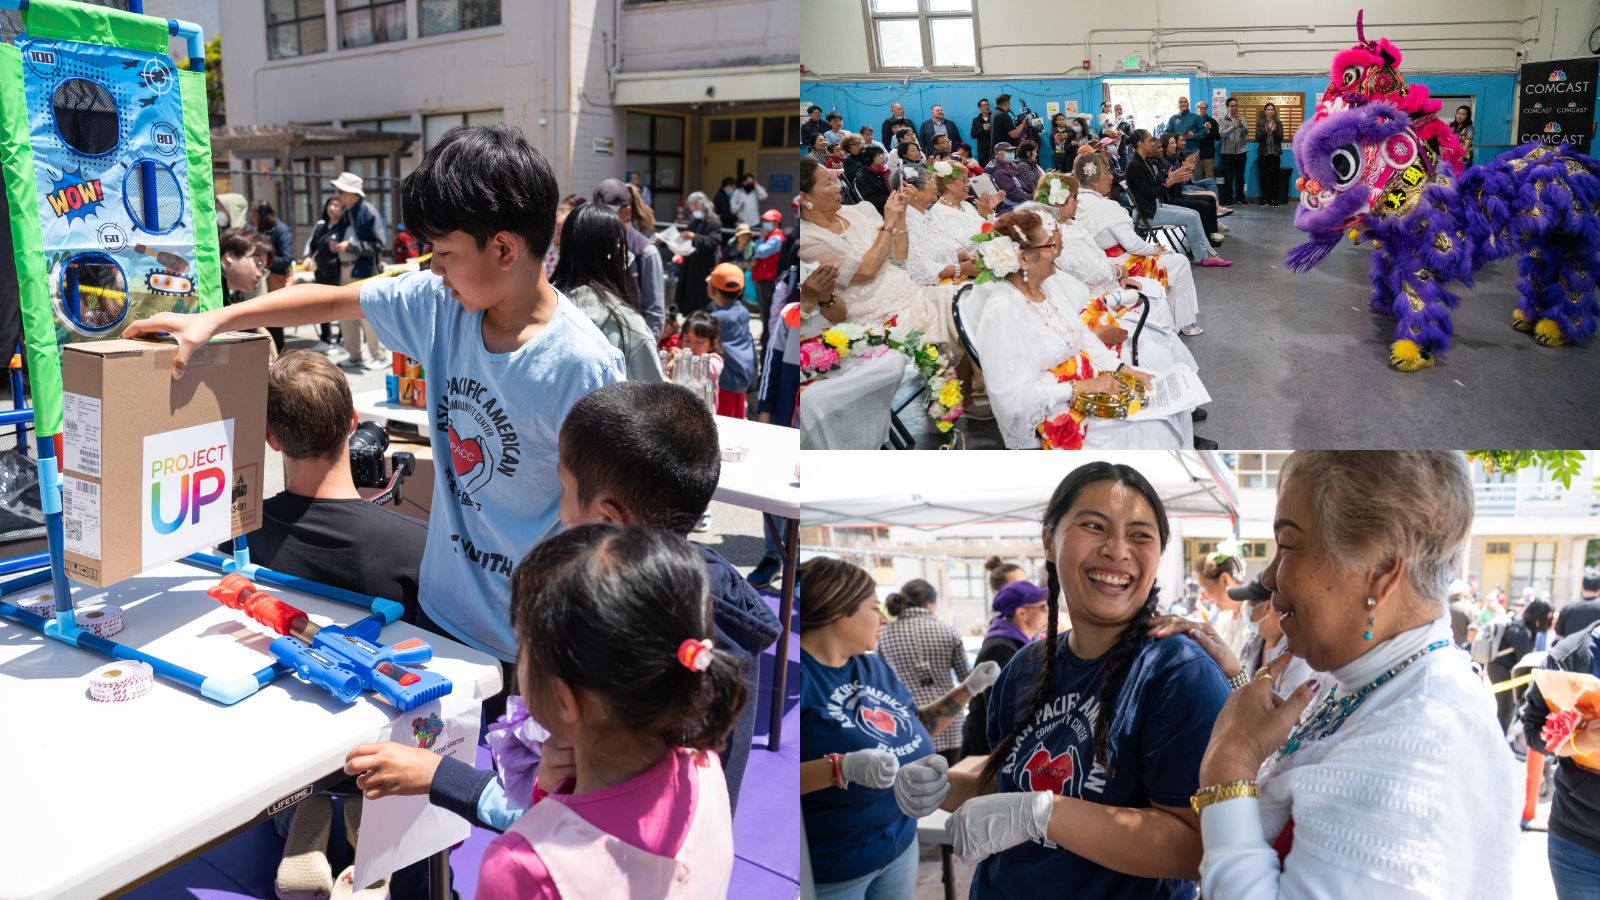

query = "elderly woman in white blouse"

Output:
[[1070, 152, 1204, 336], [1189, 451, 1520, 900], [896, 165, 981, 287], [922, 158, 1005, 251], [798, 157, 956, 342]]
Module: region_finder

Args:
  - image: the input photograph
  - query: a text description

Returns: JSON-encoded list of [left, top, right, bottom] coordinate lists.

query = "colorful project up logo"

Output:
[[412, 713, 445, 749], [1546, 122, 1564, 134], [1550, 70, 1568, 83], [149, 443, 228, 534], [48, 171, 104, 222]]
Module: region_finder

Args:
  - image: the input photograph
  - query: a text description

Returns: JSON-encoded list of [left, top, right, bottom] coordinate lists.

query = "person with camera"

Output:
[[222, 350, 426, 620]]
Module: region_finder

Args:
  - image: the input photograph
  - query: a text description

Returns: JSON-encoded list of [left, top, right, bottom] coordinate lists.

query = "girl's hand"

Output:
[[344, 742, 443, 800], [950, 792, 1053, 861], [1148, 614, 1240, 679], [122, 309, 223, 380], [1199, 652, 1320, 786], [536, 734, 577, 793]]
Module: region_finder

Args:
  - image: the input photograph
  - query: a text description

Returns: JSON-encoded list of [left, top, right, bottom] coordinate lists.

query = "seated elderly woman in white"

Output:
[[1190, 451, 1519, 899], [921, 158, 1005, 253], [1015, 190, 1197, 383], [1071, 152, 1204, 336], [798, 157, 954, 342], [964, 208, 1194, 450], [897, 164, 981, 287]]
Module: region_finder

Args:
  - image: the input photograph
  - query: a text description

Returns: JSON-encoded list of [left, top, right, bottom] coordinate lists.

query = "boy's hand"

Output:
[[122, 310, 221, 380], [344, 741, 443, 800], [536, 735, 576, 793]]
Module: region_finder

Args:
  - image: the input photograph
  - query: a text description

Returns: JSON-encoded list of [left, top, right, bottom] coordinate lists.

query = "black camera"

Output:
[[348, 421, 389, 488]]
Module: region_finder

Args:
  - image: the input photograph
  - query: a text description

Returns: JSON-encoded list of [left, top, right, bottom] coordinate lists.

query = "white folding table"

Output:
[[0, 560, 503, 900]]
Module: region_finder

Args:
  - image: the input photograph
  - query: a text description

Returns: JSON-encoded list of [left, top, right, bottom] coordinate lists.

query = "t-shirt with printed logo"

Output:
[[360, 270, 624, 661], [975, 631, 1229, 900], [801, 650, 934, 884]]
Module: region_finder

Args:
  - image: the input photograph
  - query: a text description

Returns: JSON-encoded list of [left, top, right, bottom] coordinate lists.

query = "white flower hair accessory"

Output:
[[1048, 180, 1073, 206], [932, 159, 954, 178], [977, 234, 1021, 279], [1082, 160, 1099, 180]]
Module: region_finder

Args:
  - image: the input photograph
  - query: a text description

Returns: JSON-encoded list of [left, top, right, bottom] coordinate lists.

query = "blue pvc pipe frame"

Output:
[[0, 5, 403, 706]]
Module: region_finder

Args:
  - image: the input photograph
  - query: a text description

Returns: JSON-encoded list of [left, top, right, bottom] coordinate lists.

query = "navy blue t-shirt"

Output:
[[802, 650, 935, 884], [975, 631, 1228, 900]]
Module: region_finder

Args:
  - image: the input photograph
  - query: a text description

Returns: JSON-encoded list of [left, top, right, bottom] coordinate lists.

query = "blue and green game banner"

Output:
[[16, 32, 201, 342]]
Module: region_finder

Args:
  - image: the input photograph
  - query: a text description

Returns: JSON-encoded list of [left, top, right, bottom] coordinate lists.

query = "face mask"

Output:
[[1243, 609, 1262, 642], [692, 210, 704, 220], [762, 222, 776, 232], [744, 183, 756, 192], [724, 187, 735, 195], [1000, 153, 1011, 162]]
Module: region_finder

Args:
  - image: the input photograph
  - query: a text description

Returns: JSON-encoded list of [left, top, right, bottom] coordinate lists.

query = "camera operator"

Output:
[[992, 94, 1035, 150], [221, 350, 425, 620]]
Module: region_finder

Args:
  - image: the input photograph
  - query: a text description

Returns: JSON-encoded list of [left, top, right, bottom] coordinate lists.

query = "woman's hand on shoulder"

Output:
[[1148, 614, 1239, 679]]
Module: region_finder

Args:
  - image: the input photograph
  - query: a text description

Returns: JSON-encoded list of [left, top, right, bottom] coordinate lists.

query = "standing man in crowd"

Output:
[[713, 176, 739, 229], [1556, 568, 1600, 639], [919, 104, 962, 158], [881, 102, 913, 148], [971, 98, 994, 166], [327, 172, 387, 371], [730, 172, 768, 227], [1193, 100, 1220, 182], [1218, 96, 1249, 206], [593, 177, 665, 336], [801, 105, 828, 149], [991, 94, 1027, 152], [1167, 96, 1203, 155]]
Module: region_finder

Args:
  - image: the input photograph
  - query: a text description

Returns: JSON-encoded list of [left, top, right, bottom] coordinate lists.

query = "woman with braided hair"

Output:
[[932, 462, 1230, 898]]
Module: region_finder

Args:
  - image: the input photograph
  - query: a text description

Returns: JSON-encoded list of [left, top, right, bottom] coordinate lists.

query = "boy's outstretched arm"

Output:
[[124, 282, 365, 379]]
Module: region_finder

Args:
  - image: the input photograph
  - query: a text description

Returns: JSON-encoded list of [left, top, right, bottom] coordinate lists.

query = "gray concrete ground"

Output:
[[896, 201, 1600, 449]]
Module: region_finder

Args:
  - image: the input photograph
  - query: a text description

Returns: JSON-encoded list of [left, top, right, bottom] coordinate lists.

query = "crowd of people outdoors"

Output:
[[801, 452, 1600, 900], [798, 91, 1304, 450]]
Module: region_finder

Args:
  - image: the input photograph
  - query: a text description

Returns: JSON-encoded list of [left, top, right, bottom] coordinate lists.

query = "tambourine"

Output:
[[1070, 369, 1146, 419]]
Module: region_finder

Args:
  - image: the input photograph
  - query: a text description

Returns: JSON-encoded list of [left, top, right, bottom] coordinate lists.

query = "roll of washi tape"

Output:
[[76, 605, 124, 638], [721, 445, 749, 462], [88, 660, 153, 702], [17, 594, 55, 617]]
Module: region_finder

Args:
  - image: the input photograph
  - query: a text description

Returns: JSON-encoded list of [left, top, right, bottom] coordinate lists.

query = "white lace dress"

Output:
[[800, 201, 954, 342], [905, 204, 968, 287], [923, 198, 988, 251], [1199, 618, 1521, 900], [965, 273, 1193, 450], [1075, 190, 1199, 329]]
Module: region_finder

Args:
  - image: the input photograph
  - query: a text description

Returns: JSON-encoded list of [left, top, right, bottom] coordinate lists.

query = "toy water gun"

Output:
[[208, 574, 451, 711]]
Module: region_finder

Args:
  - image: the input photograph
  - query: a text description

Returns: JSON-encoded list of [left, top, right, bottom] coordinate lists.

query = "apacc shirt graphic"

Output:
[[437, 375, 521, 518]]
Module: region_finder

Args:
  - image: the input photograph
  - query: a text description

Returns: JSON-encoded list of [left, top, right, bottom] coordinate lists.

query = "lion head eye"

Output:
[[1340, 66, 1361, 88], [1331, 144, 1361, 186]]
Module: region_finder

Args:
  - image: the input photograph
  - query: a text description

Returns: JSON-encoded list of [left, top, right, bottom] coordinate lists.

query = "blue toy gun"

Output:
[[209, 574, 451, 711]]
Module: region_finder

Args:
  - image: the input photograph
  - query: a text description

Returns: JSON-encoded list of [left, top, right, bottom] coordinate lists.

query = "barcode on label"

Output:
[[75, 481, 99, 496]]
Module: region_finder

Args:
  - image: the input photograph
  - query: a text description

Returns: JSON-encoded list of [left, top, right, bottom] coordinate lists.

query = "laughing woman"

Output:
[[939, 462, 1230, 899], [1193, 451, 1519, 899]]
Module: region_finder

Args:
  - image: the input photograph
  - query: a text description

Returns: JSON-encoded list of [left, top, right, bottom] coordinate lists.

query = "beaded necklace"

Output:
[[1279, 639, 1450, 757]]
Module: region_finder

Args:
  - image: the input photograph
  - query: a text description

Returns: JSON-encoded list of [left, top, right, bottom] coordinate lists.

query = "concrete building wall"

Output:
[[620, 0, 799, 72]]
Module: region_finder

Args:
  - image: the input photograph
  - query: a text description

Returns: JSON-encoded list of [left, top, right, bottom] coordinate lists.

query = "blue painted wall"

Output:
[[803, 73, 1518, 196]]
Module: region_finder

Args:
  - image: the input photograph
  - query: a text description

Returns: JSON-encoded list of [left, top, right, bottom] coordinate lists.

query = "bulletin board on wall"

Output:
[[1231, 92, 1306, 141]]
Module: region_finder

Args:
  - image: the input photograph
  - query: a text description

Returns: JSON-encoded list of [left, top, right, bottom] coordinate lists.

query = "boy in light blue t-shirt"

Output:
[[127, 124, 624, 673]]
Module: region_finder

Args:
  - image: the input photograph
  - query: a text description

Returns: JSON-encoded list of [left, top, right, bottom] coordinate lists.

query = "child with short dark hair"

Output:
[[128, 124, 625, 684]]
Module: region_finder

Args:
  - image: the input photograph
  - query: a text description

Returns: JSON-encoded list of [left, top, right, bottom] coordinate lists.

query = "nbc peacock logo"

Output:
[[1549, 70, 1568, 83], [1545, 122, 1564, 134]]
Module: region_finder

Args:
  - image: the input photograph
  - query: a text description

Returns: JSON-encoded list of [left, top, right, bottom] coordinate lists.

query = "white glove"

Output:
[[839, 748, 899, 789], [950, 791, 1054, 862], [893, 754, 950, 818], [962, 660, 1002, 696]]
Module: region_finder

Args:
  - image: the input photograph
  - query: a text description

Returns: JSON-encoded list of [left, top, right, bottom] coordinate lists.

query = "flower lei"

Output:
[[799, 315, 965, 445]]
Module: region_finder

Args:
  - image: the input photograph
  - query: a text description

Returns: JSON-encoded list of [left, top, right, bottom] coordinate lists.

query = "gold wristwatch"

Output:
[[1190, 780, 1258, 815]]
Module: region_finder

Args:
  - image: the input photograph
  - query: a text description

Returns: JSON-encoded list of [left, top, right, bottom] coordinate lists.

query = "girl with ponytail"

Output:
[[472, 524, 745, 898], [943, 462, 1230, 898]]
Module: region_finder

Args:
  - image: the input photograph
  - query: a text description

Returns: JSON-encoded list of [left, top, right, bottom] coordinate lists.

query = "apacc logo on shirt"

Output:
[[436, 376, 523, 511], [824, 681, 924, 759], [1002, 691, 1111, 796]]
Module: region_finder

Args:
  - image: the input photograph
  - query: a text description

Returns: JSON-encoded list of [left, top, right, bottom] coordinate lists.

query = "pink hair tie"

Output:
[[677, 638, 714, 672]]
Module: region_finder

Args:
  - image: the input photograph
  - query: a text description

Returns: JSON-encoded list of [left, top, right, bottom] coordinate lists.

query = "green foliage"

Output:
[[1465, 451, 1589, 488], [204, 35, 224, 126]]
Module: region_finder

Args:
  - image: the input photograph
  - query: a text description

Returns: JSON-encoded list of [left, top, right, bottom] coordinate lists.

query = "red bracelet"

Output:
[[827, 752, 847, 789]]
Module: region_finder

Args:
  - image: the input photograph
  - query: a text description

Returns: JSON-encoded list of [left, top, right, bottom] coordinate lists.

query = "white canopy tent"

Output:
[[801, 450, 1240, 532]]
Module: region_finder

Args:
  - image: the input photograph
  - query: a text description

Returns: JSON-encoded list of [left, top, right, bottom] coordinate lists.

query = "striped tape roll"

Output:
[[75, 605, 123, 638], [88, 660, 153, 702], [17, 594, 55, 617]]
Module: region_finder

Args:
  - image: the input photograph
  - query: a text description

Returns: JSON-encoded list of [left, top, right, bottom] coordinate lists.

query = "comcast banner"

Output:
[[1518, 57, 1598, 154]]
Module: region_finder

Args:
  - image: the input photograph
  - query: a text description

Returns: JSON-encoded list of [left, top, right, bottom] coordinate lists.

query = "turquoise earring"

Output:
[[1363, 597, 1376, 641]]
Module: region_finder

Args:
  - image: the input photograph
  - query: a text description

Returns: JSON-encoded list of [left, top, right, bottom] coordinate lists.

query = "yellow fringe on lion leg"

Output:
[[1534, 318, 1567, 347], [1511, 308, 1535, 333], [1389, 339, 1435, 372]]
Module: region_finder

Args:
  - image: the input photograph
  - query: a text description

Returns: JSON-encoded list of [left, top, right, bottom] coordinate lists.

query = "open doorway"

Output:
[[1104, 77, 1192, 134]]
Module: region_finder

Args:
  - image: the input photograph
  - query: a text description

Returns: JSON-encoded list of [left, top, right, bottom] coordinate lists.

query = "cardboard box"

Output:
[[357, 434, 435, 523], [60, 333, 269, 587]]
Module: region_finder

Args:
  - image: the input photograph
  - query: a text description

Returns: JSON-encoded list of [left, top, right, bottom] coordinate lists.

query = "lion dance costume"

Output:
[[1287, 10, 1600, 371]]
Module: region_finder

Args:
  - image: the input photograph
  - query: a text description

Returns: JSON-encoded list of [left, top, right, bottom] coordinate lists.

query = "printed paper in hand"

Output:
[[661, 230, 698, 258], [352, 691, 482, 889], [1127, 365, 1210, 421]]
